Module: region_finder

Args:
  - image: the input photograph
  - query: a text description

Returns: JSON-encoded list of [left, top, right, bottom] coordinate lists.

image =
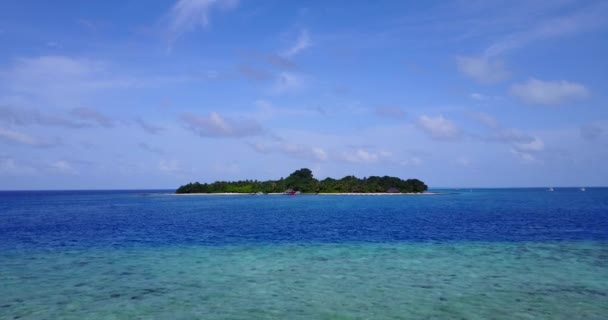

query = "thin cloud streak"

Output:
[[180, 112, 265, 138], [281, 29, 311, 58], [165, 0, 239, 48]]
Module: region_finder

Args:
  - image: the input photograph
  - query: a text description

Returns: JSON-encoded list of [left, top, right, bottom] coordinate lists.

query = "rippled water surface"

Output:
[[1, 189, 607, 319]]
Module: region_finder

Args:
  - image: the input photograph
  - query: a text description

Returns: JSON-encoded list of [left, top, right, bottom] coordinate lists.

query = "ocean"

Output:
[[1, 189, 607, 319]]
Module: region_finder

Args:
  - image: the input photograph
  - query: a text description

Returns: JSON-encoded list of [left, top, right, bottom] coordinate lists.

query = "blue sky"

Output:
[[1, 0, 607, 189]]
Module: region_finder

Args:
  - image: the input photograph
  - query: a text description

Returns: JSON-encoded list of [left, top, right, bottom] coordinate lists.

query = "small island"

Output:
[[176, 168, 428, 194]]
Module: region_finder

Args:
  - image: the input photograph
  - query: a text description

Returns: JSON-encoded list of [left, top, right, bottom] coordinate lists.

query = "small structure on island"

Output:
[[284, 188, 296, 195], [387, 187, 400, 193]]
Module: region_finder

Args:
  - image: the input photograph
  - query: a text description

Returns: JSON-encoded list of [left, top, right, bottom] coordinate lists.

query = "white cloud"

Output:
[[455, 56, 509, 84], [0, 128, 57, 147], [339, 149, 391, 164], [510, 78, 589, 105], [0, 156, 37, 176], [483, 4, 608, 57], [250, 141, 327, 162], [50, 160, 78, 175], [0, 56, 184, 107], [510, 149, 538, 163], [469, 93, 501, 103], [134, 117, 164, 134], [158, 159, 182, 174], [469, 111, 499, 129], [418, 115, 461, 140], [475, 119, 546, 163], [470, 93, 487, 101], [400, 157, 422, 167], [278, 143, 328, 162], [271, 72, 304, 94], [166, 0, 239, 46], [70, 107, 114, 128], [311, 148, 329, 162], [266, 54, 297, 69], [1, 129, 37, 145], [510, 136, 545, 164], [0, 105, 86, 128], [282, 29, 311, 58], [1, 55, 198, 108], [139, 142, 165, 155], [3, 56, 105, 100], [180, 112, 265, 138], [513, 137, 544, 152]]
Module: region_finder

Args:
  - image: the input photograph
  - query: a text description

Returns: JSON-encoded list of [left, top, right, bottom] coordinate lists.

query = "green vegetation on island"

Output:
[[176, 168, 428, 194]]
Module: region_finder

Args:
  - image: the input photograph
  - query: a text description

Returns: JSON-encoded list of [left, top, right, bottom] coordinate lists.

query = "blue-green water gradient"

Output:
[[1, 189, 607, 319]]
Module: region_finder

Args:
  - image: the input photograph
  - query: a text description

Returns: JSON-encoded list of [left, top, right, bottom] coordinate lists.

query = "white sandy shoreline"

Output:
[[168, 192, 438, 196]]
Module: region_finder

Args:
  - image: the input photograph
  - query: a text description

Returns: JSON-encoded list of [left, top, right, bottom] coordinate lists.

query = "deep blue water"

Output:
[[1, 188, 607, 250]]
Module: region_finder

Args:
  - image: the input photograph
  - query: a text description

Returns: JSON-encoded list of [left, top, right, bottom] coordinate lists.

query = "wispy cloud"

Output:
[[338, 149, 391, 164], [0, 128, 59, 147], [470, 93, 488, 101], [510, 78, 590, 105], [417, 115, 462, 140], [50, 160, 78, 175], [513, 136, 544, 152], [454, 2, 608, 83], [139, 142, 165, 155], [165, 0, 239, 47], [180, 112, 265, 138], [0, 156, 37, 176], [483, 3, 608, 57], [468, 112, 546, 163], [0, 105, 86, 128], [468, 111, 499, 129], [0, 56, 170, 107], [271, 72, 304, 94], [3, 56, 105, 99], [1, 56, 197, 104], [455, 56, 510, 84], [487, 128, 537, 144], [70, 107, 114, 128], [158, 159, 183, 174], [265, 54, 297, 69], [281, 29, 311, 58], [400, 157, 423, 167], [250, 141, 327, 162], [134, 117, 164, 134]]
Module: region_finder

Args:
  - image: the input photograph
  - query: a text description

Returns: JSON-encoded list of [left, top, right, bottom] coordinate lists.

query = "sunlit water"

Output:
[[1, 189, 607, 319]]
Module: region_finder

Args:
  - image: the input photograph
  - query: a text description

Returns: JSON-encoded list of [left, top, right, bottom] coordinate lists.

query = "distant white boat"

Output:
[[548, 187, 554, 192], [580, 187, 586, 192]]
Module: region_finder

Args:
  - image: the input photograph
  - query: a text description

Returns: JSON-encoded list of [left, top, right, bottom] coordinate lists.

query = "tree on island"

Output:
[[176, 168, 428, 194]]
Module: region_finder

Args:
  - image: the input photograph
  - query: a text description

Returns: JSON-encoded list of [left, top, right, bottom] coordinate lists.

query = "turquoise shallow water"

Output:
[[1, 189, 607, 319], [2, 242, 607, 319]]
